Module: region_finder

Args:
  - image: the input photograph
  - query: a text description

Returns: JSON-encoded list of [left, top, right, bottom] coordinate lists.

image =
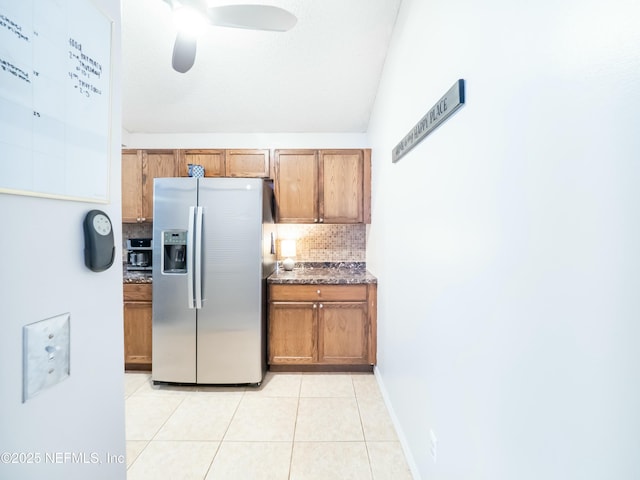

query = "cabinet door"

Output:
[[319, 150, 364, 223], [178, 150, 225, 177], [123, 302, 152, 369], [226, 149, 270, 177], [318, 302, 368, 364], [142, 150, 177, 221], [274, 150, 318, 223], [122, 150, 143, 223], [269, 302, 317, 364]]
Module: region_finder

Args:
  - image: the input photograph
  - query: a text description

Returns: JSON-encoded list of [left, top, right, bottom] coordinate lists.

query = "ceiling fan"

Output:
[[163, 0, 297, 73]]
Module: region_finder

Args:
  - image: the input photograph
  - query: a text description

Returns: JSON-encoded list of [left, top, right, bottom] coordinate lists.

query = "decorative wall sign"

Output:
[[392, 79, 465, 163], [0, 0, 113, 202]]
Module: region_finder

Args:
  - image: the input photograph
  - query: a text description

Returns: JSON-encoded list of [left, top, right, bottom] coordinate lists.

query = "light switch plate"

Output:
[[23, 313, 70, 402]]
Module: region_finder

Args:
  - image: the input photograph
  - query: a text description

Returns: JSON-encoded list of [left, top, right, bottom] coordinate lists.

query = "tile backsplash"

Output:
[[276, 224, 366, 263], [123, 222, 366, 263]]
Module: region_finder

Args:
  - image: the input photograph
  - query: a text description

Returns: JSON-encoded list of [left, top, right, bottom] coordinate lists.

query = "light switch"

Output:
[[23, 313, 70, 402]]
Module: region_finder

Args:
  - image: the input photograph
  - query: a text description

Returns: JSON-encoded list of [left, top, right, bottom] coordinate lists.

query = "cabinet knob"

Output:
[[316, 289, 321, 294], [314, 218, 318, 223], [319, 218, 324, 223], [319, 304, 323, 309], [313, 304, 317, 309], [141, 218, 146, 222]]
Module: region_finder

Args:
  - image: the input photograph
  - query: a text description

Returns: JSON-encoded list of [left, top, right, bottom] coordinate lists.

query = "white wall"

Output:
[[122, 132, 368, 149], [367, 0, 640, 478], [0, 1, 125, 479]]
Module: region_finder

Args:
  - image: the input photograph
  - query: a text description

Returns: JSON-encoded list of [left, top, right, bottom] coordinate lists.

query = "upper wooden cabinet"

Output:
[[178, 149, 225, 177], [274, 150, 319, 223], [177, 149, 270, 178], [320, 150, 367, 223], [122, 149, 176, 223], [122, 150, 144, 223], [122, 148, 370, 224], [226, 149, 270, 177], [274, 149, 371, 224]]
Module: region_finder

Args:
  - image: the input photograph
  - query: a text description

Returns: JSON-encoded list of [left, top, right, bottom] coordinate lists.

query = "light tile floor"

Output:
[[124, 371, 413, 480]]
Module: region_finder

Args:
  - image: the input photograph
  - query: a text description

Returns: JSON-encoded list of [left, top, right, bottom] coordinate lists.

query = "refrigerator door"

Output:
[[196, 178, 266, 384], [152, 178, 198, 383]]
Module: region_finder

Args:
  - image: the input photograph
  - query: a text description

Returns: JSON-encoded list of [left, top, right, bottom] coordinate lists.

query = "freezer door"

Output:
[[196, 178, 266, 384], [152, 178, 198, 383]]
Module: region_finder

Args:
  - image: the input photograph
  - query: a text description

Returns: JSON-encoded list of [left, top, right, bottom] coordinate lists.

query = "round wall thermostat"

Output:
[[83, 210, 115, 272]]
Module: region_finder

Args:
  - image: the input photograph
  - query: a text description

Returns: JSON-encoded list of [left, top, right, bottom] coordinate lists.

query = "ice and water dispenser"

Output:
[[162, 230, 187, 273]]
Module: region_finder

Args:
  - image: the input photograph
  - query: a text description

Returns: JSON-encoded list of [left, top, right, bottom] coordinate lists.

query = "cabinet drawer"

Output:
[[124, 283, 152, 302], [270, 284, 367, 302]]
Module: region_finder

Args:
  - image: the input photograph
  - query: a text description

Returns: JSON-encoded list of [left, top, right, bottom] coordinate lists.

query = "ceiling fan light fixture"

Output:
[[166, 2, 297, 74], [172, 5, 208, 37]]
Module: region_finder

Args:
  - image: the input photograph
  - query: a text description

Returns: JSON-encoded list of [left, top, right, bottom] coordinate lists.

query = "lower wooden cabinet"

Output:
[[123, 283, 152, 370], [318, 302, 368, 364], [269, 302, 316, 364], [268, 284, 377, 369]]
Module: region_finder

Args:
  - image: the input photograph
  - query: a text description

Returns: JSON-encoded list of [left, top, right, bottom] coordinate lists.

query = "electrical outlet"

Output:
[[23, 313, 70, 402], [430, 429, 438, 464]]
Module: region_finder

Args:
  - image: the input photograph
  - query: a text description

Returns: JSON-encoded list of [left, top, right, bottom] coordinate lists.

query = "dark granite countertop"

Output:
[[268, 262, 377, 285], [123, 266, 152, 284], [123, 263, 378, 285]]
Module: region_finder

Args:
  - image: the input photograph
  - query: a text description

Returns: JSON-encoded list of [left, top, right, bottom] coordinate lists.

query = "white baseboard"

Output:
[[373, 366, 421, 480]]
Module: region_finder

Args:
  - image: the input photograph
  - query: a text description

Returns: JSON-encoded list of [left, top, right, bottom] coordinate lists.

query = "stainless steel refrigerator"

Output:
[[151, 177, 276, 385]]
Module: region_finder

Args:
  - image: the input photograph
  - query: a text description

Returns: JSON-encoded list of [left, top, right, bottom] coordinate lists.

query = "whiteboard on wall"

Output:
[[0, 0, 112, 203]]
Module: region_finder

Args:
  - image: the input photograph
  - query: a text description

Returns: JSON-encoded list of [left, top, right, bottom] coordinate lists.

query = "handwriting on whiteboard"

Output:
[[0, 13, 29, 41], [68, 37, 103, 98], [0, 14, 103, 98], [0, 0, 112, 202]]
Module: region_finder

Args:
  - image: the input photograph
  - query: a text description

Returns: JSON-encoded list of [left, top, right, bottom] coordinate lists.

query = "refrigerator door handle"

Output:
[[187, 206, 196, 309], [195, 206, 204, 309]]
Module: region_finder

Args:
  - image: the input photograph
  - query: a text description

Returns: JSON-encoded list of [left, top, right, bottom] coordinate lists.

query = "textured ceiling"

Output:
[[122, 0, 402, 134]]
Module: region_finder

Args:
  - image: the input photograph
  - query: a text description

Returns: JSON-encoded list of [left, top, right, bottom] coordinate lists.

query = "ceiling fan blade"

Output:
[[172, 32, 198, 73], [208, 5, 297, 32]]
